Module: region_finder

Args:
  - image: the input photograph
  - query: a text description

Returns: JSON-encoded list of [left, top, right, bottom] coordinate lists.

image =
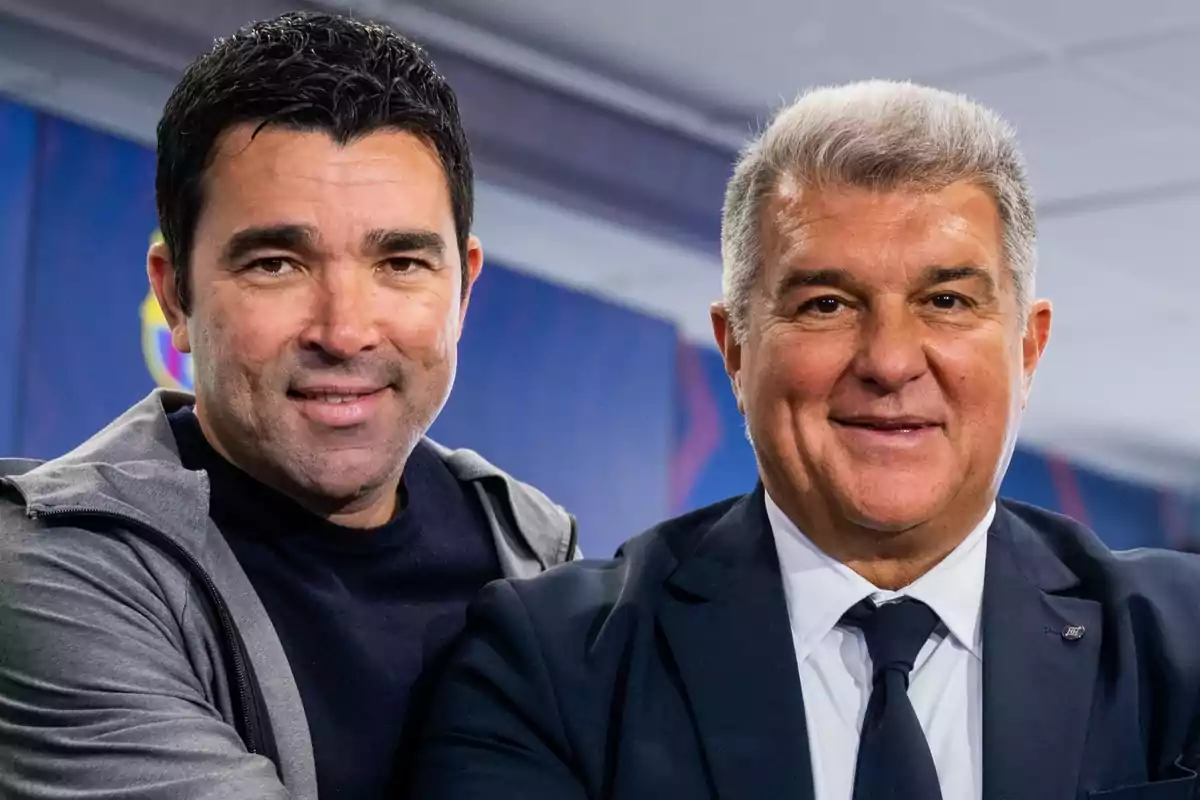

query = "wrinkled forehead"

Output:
[[758, 179, 1008, 290]]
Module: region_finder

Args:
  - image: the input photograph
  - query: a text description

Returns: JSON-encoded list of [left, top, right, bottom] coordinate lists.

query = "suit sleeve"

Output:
[[409, 579, 589, 799], [0, 520, 289, 800]]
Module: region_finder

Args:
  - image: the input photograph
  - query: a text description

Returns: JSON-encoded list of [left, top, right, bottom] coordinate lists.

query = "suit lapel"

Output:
[[982, 506, 1102, 800], [657, 486, 814, 800]]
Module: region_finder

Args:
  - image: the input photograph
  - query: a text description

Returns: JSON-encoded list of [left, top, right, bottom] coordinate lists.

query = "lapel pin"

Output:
[[1061, 625, 1086, 641]]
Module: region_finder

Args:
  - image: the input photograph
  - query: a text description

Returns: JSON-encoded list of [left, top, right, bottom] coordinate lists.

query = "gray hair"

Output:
[[721, 79, 1036, 341]]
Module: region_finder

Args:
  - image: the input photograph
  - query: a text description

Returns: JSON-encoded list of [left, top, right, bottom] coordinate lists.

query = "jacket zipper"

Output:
[[25, 505, 269, 760]]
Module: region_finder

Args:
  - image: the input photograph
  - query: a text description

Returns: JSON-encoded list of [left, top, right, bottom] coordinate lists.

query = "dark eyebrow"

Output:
[[222, 225, 318, 264], [921, 266, 997, 297], [774, 268, 861, 300], [362, 229, 446, 259], [775, 265, 999, 300]]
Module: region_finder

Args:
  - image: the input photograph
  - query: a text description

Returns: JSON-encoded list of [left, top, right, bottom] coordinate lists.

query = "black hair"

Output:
[[155, 10, 473, 312]]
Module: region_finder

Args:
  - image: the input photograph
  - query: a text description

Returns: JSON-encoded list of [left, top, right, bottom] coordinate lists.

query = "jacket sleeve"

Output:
[[408, 579, 589, 799], [568, 513, 584, 560], [0, 517, 289, 800]]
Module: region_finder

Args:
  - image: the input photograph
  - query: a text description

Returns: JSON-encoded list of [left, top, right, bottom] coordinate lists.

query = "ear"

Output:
[[710, 302, 746, 415], [147, 241, 191, 354], [455, 234, 485, 338], [1019, 299, 1052, 408]]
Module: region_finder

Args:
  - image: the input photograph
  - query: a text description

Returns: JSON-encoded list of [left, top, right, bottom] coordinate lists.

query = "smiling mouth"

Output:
[[285, 386, 390, 428], [287, 388, 386, 404], [831, 418, 943, 433]]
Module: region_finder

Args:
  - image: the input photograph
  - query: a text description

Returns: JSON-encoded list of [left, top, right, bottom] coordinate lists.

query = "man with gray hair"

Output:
[[409, 80, 1200, 799]]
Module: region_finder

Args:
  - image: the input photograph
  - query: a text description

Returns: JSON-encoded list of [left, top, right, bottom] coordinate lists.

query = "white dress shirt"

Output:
[[765, 490, 992, 800]]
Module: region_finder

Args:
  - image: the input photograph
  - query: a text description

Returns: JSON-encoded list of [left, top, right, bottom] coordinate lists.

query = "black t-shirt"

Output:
[[168, 408, 503, 798]]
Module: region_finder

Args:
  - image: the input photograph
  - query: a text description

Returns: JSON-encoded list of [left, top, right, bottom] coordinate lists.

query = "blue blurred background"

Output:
[[1, 0, 1198, 557]]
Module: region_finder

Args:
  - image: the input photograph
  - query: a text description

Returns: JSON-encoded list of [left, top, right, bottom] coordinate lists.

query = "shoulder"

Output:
[[477, 495, 747, 648], [423, 439, 564, 513], [1106, 546, 1200, 625], [422, 438, 577, 563], [0, 458, 45, 479], [1003, 498, 1200, 584], [0, 483, 189, 623], [1001, 498, 1200, 628]]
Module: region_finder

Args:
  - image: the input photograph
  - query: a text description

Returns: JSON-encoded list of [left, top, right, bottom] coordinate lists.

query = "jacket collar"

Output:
[[658, 486, 817, 800], [657, 487, 1105, 800]]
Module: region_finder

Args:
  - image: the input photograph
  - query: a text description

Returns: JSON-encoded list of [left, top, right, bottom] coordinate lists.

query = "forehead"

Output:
[[760, 180, 1005, 285], [196, 124, 453, 241]]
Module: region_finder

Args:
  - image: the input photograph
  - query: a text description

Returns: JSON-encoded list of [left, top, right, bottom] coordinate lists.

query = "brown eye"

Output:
[[248, 257, 294, 275], [383, 258, 422, 273], [929, 293, 965, 310], [802, 296, 846, 315]]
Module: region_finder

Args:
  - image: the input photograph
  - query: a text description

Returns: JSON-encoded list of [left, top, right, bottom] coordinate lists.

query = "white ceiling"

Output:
[[351, 0, 1200, 489]]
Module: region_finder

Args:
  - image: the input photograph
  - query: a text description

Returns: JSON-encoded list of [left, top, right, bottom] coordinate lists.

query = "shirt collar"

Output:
[[766, 490, 991, 663]]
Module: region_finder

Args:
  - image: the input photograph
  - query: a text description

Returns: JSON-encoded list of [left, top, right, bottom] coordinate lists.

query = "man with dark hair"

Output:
[[0, 11, 577, 799]]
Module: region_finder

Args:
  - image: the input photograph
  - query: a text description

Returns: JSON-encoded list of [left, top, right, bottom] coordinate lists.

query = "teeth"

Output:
[[312, 394, 360, 404]]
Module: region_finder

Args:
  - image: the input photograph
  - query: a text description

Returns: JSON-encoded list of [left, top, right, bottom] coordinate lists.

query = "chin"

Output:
[[318, 468, 395, 499], [308, 477, 380, 502], [836, 473, 955, 532], [289, 454, 396, 500], [843, 504, 939, 533]]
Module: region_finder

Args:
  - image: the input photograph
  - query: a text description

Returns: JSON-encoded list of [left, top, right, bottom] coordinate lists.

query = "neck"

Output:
[[770, 486, 993, 591], [839, 536, 964, 591]]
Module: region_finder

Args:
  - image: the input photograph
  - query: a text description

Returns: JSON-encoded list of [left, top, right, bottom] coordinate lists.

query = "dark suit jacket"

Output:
[[410, 487, 1200, 799]]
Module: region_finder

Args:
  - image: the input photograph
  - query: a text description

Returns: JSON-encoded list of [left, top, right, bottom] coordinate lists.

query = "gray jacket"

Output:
[[0, 390, 578, 799]]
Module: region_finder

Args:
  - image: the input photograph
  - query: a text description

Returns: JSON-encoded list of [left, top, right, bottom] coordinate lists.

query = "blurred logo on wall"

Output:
[[140, 229, 194, 392]]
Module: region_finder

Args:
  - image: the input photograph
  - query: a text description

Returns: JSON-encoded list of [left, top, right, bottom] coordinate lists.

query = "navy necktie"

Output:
[[842, 597, 943, 800]]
